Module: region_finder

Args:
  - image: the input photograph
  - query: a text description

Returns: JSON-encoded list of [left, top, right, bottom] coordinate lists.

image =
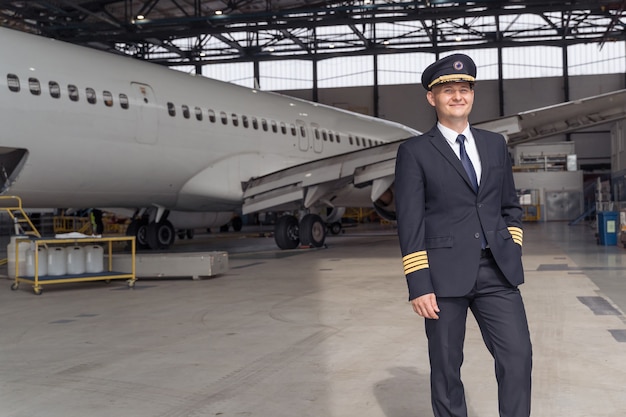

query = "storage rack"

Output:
[[10, 236, 136, 295]]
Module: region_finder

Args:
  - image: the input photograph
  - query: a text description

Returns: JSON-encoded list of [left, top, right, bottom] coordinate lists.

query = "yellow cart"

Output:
[[10, 236, 136, 295]]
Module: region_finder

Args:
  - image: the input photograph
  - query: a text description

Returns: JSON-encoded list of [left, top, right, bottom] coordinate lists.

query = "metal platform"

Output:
[[109, 251, 228, 279]]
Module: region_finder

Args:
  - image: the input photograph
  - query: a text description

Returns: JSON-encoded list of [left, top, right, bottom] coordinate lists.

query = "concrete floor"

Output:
[[1, 221, 625, 417]]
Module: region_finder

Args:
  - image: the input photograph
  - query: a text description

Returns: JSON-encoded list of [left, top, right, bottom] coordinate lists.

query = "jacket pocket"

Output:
[[498, 228, 512, 240], [425, 235, 453, 249]]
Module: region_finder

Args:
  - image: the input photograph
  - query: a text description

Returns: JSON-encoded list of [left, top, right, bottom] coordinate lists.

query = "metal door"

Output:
[[131, 82, 158, 144], [296, 119, 309, 152]]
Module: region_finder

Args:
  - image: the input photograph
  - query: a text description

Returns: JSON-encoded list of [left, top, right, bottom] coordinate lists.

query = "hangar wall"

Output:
[[280, 73, 624, 171]]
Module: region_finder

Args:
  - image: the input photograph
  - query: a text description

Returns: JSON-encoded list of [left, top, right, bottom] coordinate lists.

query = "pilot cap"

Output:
[[421, 53, 476, 90]]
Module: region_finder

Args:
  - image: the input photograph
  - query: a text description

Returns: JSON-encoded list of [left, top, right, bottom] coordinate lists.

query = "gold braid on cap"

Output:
[[428, 74, 475, 89]]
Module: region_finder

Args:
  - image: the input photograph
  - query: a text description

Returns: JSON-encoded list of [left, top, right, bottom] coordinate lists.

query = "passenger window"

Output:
[[86, 87, 96, 104], [356, 137, 361, 146], [232, 113, 239, 127], [314, 129, 320, 140], [195, 107, 203, 121], [280, 122, 287, 134], [322, 131, 328, 141], [368, 139, 373, 147], [119, 94, 129, 109], [182, 105, 190, 119], [28, 78, 41, 95], [336, 133, 341, 144], [7, 74, 20, 92], [349, 135, 354, 145], [68, 84, 79, 102], [208, 109, 216, 123], [271, 120, 278, 133], [300, 126, 306, 137], [49, 81, 61, 99], [103, 91, 113, 106], [242, 115, 249, 128], [261, 119, 268, 131], [167, 102, 176, 117], [252, 117, 258, 130], [290, 124, 296, 136]]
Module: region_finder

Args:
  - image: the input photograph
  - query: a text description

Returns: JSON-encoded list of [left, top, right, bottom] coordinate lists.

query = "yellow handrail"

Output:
[[0, 195, 41, 237]]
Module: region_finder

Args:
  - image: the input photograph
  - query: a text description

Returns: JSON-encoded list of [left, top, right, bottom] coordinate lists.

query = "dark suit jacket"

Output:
[[395, 126, 524, 300]]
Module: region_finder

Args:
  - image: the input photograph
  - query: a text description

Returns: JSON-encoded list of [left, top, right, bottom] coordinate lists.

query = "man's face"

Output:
[[426, 82, 474, 124]]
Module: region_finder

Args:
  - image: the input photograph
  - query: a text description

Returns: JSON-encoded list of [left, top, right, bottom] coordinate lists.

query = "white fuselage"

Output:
[[0, 27, 417, 217]]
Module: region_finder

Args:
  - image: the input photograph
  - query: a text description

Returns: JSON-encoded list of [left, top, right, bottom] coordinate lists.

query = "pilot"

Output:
[[394, 54, 532, 417]]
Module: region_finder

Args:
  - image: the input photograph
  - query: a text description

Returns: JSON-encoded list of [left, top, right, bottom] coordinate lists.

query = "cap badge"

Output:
[[453, 60, 464, 71]]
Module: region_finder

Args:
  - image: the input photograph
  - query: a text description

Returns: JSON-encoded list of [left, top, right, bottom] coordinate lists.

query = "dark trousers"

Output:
[[425, 254, 532, 417]]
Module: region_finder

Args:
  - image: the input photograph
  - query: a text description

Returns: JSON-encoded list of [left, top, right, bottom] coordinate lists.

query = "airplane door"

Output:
[[131, 82, 158, 144], [296, 119, 309, 151], [310, 122, 323, 153]]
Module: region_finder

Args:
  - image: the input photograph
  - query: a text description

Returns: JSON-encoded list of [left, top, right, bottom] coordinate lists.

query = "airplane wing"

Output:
[[242, 140, 402, 215], [242, 89, 626, 216], [475, 89, 626, 145]]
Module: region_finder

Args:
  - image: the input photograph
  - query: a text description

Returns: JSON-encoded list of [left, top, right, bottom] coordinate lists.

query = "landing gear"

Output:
[[177, 229, 195, 240], [146, 220, 175, 250], [299, 214, 326, 247], [274, 215, 299, 249], [231, 216, 243, 232], [127, 218, 175, 250], [328, 221, 342, 235], [273, 213, 327, 249], [126, 219, 149, 249]]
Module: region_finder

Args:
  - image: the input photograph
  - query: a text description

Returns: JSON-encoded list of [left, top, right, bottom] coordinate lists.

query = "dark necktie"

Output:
[[456, 134, 479, 193]]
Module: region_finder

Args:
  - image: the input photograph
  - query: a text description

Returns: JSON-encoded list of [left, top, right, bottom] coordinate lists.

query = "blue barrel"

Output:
[[598, 211, 619, 245]]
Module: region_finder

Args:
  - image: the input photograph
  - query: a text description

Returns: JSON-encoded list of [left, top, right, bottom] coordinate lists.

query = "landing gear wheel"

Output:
[[329, 222, 342, 235], [231, 216, 243, 232], [274, 215, 300, 249], [127, 219, 149, 250], [10, 282, 18, 291], [146, 220, 176, 250], [299, 214, 326, 248]]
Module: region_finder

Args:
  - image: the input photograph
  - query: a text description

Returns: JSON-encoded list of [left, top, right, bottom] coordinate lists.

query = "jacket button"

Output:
[[474, 233, 480, 239]]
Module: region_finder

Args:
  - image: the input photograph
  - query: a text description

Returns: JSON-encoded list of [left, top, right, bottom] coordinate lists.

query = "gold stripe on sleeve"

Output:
[[402, 251, 429, 275], [508, 226, 523, 246]]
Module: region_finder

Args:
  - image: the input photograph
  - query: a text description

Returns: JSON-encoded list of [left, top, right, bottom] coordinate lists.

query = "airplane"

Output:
[[2, 26, 626, 251]]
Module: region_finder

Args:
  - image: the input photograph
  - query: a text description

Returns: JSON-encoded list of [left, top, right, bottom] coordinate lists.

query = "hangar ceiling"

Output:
[[0, 0, 625, 66]]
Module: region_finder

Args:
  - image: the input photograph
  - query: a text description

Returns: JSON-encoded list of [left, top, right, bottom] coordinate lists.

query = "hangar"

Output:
[[1, 1, 626, 416]]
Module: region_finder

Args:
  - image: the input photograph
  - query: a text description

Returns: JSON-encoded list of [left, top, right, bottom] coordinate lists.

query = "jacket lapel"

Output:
[[471, 127, 489, 194], [428, 126, 478, 193]]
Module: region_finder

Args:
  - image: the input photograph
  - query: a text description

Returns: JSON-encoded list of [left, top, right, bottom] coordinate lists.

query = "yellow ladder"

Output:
[[0, 196, 42, 238]]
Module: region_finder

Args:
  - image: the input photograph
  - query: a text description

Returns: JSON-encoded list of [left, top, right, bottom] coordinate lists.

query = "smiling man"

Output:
[[394, 54, 533, 417]]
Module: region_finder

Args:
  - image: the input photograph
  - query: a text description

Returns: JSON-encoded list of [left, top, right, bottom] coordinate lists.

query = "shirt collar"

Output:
[[437, 122, 472, 147]]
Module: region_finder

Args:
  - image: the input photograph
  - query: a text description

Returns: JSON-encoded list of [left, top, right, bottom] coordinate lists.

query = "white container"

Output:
[[66, 246, 86, 275], [6, 236, 31, 278], [85, 245, 104, 273], [47, 247, 67, 276], [25, 246, 48, 277]]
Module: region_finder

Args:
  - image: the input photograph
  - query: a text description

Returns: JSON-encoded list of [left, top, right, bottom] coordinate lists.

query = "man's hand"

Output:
[[410, 293, 440, 319]]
